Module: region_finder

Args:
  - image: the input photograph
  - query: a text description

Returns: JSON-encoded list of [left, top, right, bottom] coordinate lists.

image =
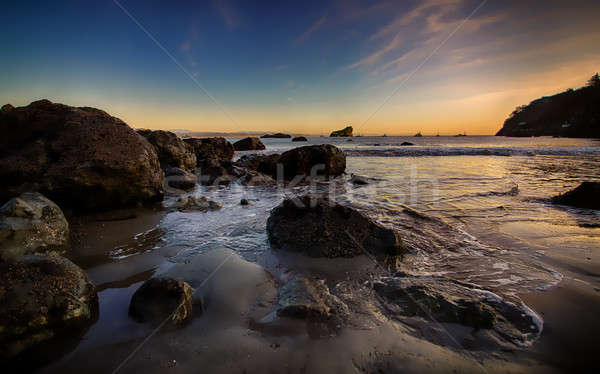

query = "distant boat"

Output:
[[414, 132, 423, 137]]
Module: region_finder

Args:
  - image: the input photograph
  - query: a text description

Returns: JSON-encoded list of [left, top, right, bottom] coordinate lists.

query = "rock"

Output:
[[330, 126, 353, 137], [349, 174, 369, 185], [267, 194, 402, 258], [240, 199, 249, 206], [277, 275, 333, 319], [129, 277, 194, 326], [277, 144, 346, 180], [0, 100, 164, 212], [400, 141, 415, 146], [0, 254, 98, 359], [164, 167, 197, 191], [292, 136, 308, 142], [233, 137, 266, 151], [136, 129, 196, 171], [182, 137, 234, 166], [261, 133, 291, 139], [0, 192, 69, 261], [373, 277, 543, 345], [235, 154, 281, 177], [172, 196, 222, 211], [239, 171, 277, 186], [1, 104, 14, 113], [552, 182, 600, 209]]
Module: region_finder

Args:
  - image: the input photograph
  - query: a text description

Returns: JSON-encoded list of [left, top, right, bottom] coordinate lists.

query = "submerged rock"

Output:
[[0, 192, 69, 261], [552, 182, 600, 209], [374, 277, 543, 346], [233, 137, 266, 151], [277, 144, 346, 180], [129, 277, 194, 326], [292, 136, 308, 142], [267, 194, 402, 258], [349, 174, 370, 185], [330, 126, 353, 137], [0, 100, 164, 211], [0, 254, 98, 359], [277, 275, 340, 320], [164, 167, 197, 191], [137, 129, 197, 171]]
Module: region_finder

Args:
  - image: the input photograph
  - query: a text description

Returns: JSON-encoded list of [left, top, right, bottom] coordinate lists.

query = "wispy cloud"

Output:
[[296, 15, 327, 44], [213, 0, 241, 30]]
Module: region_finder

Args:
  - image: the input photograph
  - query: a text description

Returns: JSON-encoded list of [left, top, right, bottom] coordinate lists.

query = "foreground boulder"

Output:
[[552, 182, 600, 209], [137, 129, 196, 171], [374, 277, 543, 346], [0, 100, 164, 211], [0, 254, 98, 359], [330, 126, 353, 137], [0, 192, 69, 261], [233, 137, 266, 151], [129, 277, 194, 326], [164, 167, 197, 191], [267, 195, 402, 258], [277, 144, 346, 180]]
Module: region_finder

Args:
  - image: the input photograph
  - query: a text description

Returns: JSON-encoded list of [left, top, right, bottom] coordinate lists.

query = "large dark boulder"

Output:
[[0, 192, 69, 261], [552, 182, 600, 209], [129, 277, 195, 326], [330, 126, 353, 137], [183, 137, 234, 166], [0, 254, 98, 359], [267, 195, 402, 258], [0, 100, 164, 212], [235, 153, 281, 177], [137, 129, 196, 171], [277, 144, 346, 180], [233, 137, 266, 151]]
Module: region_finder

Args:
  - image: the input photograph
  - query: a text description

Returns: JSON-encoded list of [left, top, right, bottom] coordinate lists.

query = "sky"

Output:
[[1, 0, 599, 135]]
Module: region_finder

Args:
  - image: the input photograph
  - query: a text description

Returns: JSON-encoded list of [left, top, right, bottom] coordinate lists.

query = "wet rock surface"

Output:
[[0, 100, 164, 211], [0, 192, 69, 261], [164, 167, 197, 191], [0, 254, 98, 359], [267, 194, 402, 258], [277, 144, 346, 180], [137, 129, 197, 171], [233, 137, 266, 151], [129, 277, 194, 326], [552, 181, 600, 209], [277, 275, 334, 319], [170, 196, 222, 211]]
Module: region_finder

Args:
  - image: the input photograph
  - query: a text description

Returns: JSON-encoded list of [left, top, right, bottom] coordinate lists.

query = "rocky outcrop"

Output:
[[292, 136, 308, 142], [136, 129, 196, 171], [374, 277, 543, 346], [496, 77, 600, 138], [164, 167, 197, 191], [0, 192, 69, 261], [261, 133, 291, 139], [267, 194, 402, 258], [277, 144, 346, 180], [0, 254, 98, 359], [183, 137, 235, 185], [330, 126, 353, 137], [0, 100, 164, 212], [277, 275, 345, 320], [129, 277, 194, 326], [233, 137, 266, 151], [552, 182, 600, 209]]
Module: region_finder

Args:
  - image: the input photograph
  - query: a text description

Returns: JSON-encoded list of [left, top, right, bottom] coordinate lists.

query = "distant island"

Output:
[[496, 73, 600, 138], [261, 133, 291, 139], [330, 126, 353, 137]]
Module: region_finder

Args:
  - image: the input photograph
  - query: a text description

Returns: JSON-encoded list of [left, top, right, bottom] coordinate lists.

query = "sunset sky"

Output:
[[2, 0, 599, 135]]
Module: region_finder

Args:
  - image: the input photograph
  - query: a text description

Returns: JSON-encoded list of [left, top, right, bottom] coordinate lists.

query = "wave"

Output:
[[343, 147, 600, 157]]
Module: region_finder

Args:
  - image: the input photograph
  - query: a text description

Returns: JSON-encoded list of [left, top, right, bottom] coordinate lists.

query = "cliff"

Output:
[[496, 75, 600, 138], [330, 126, 353, 137]]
